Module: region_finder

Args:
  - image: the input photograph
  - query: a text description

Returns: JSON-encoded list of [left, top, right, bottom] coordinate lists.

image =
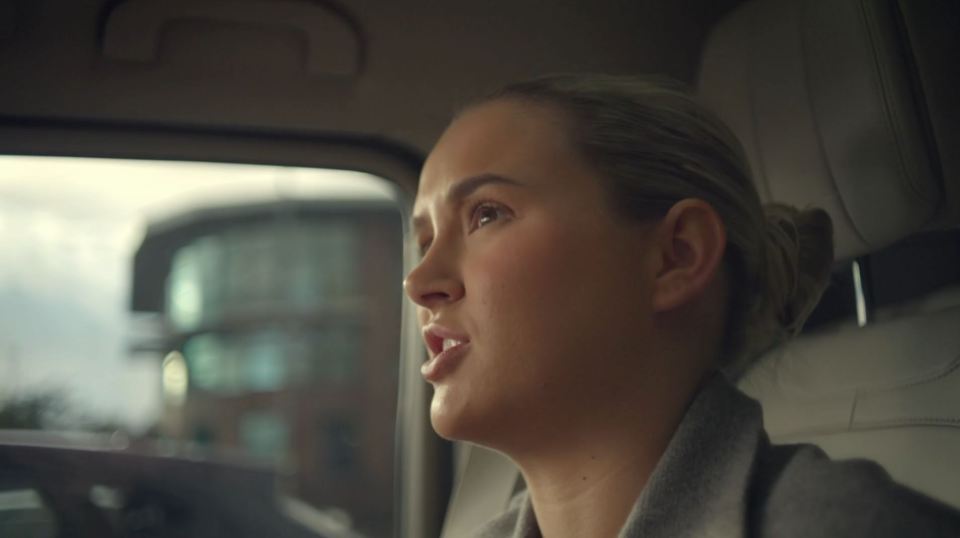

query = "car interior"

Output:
[[0, 0, 957, 537]]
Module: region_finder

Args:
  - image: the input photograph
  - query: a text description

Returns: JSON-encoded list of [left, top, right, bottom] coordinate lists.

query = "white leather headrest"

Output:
[[698, 0, 959, 260]]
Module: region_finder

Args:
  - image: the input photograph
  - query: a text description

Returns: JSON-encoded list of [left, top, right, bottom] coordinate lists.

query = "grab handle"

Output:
[[101, 0, 361, 76]]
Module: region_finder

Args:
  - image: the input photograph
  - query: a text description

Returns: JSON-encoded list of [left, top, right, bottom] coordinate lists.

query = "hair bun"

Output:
[[761, 203, 834, 335]]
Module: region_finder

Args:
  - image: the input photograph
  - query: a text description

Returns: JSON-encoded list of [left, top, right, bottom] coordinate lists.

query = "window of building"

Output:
[[321, 417, 358, 474], [167, 219, 364, 333], [240, 411, 290, 465]]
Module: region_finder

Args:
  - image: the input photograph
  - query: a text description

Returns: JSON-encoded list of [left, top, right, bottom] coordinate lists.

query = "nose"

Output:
[[403, 243, 465, 310]]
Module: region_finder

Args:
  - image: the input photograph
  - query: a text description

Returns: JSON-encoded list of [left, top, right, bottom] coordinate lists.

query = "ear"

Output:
[[650, 199, 727, 313]]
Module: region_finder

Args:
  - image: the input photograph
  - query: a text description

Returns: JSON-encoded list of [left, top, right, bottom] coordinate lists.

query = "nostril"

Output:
[[420, 290, 451, 305], [404, 268, 464, 307]]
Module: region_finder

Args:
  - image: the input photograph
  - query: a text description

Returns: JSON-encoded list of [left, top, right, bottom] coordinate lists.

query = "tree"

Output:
[[0, 390, 68, 429]]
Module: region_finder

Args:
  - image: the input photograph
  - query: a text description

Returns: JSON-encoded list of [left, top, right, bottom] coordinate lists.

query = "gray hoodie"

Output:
[[475, 374, 960, 537]]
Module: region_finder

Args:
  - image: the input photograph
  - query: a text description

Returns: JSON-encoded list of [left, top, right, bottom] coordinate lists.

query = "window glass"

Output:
[[0, 155, 403, 537], [240, 411, 290, 464]]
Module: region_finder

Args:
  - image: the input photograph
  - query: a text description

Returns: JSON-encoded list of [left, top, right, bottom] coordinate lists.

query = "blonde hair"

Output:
[[477, 74, 834, 373]]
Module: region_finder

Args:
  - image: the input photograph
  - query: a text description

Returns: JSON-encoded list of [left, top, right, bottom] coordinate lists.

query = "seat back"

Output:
[[700, 0, 960, 507]]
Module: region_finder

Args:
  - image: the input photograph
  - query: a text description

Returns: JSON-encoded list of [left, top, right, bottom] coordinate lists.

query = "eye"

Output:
[[469, 202, 512, 231]]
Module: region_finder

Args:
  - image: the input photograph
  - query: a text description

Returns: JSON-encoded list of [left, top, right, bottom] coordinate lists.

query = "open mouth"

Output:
[[422, 325, 471, 358], [421, 324, 472, 381]]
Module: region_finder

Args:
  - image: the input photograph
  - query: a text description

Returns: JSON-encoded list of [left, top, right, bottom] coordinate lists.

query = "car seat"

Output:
[[699, 0, 960, 507]]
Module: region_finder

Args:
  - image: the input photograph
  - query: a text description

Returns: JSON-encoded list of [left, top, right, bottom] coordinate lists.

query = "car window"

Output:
[[0, 155, 404, 537]]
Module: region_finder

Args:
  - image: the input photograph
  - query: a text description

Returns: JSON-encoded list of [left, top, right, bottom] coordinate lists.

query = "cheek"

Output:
[[467, 219, 656, 386], [431, 217, 658, 443], [471, 222, 574, 315], [467, 221, 602, 374]]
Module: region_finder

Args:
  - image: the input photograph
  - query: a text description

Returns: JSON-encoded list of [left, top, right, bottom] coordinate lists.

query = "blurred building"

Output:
[[130, 199, 402, 536]]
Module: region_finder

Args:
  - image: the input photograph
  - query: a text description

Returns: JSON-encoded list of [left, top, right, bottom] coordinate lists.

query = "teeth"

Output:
[[442, 338, 463, 351]]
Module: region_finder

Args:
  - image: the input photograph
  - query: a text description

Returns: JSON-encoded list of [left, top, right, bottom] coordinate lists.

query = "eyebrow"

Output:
[[411, 173, 526, 232]]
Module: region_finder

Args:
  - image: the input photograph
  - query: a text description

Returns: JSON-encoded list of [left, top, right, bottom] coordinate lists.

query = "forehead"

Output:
[[415, 100, 577, 211]]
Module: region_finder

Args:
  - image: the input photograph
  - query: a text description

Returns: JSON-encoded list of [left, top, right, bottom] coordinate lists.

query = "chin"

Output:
[[430, 385, 516, 450], [429, 385, 470, 440], [429, 384, 498, 443]]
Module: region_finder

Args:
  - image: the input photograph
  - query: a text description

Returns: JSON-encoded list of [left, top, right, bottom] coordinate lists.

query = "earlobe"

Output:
[[650, 199, 727, 313]]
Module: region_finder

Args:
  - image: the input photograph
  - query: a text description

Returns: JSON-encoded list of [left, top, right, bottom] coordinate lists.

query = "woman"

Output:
[[404, 75, 960, 537]]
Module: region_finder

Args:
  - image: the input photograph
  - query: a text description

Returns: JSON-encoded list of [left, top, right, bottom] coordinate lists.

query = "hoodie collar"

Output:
[[502, 374, 764, 538]]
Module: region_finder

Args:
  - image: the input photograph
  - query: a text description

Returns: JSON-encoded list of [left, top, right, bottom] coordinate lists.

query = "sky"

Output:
[[0, 155, 397, 432]]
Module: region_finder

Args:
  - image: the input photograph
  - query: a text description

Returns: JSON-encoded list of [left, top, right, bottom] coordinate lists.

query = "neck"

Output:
[[510, 371, 705, 538]]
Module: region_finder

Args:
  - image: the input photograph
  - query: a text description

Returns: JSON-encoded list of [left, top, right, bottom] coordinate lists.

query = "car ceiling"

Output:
[[0, 0, 743, 155]]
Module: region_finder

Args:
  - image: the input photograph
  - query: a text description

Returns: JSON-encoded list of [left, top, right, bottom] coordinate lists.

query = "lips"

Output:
[[421, 324, 471, 381], [422, 324, 470, 357]]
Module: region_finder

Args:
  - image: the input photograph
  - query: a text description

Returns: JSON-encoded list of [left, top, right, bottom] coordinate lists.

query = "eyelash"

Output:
[[416, 200, 512, 256], [468, 200, 512, 232]]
